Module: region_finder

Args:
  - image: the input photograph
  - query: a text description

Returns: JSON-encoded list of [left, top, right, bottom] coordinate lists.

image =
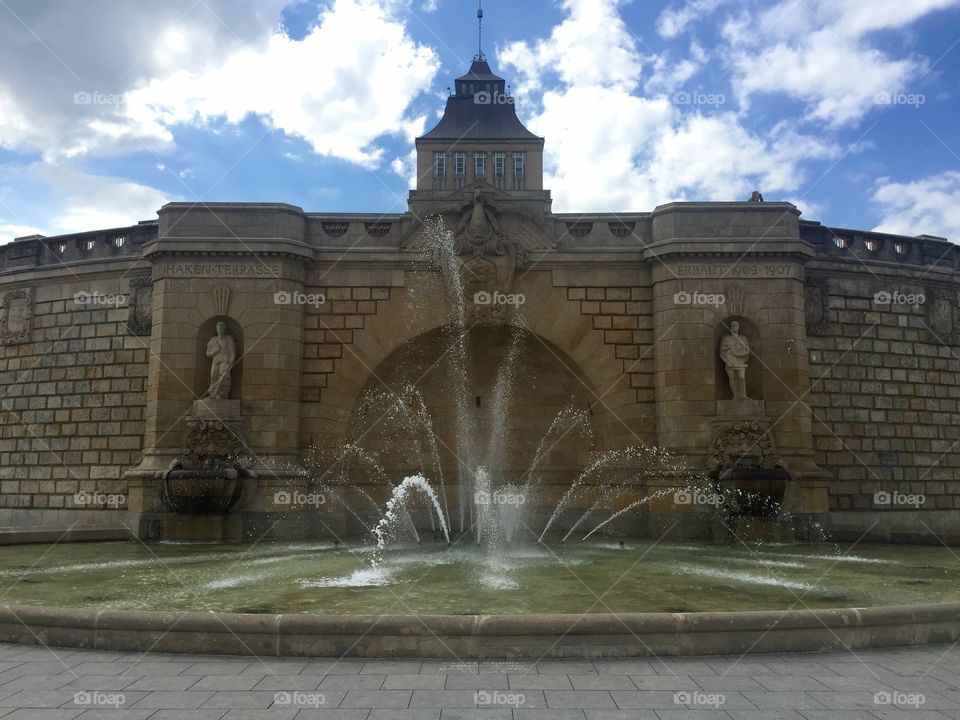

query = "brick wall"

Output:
[[0, 278, 149, 525], [807, 275, 960, 541]]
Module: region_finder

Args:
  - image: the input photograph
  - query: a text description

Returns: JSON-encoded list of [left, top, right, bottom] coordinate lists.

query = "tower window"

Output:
[[494, 152, 506, 177], [513, 152, 526, 177], [454, 152, 466, 177], [474, 152, 486, 178], [434, 152, 447, 177]]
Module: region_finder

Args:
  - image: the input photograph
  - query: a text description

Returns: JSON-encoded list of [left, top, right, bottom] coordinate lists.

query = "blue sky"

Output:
[[0, 0, 958, 242]]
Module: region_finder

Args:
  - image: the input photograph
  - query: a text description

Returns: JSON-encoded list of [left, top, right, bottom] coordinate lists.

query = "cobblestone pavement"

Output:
[[0, 641, 958, 719]]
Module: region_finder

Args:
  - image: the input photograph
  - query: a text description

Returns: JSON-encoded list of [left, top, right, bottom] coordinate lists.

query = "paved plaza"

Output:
[[0, 641, 957, 718]]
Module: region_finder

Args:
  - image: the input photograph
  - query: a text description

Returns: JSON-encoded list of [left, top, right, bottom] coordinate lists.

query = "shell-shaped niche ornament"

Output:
[[213, 285, 232, 317]]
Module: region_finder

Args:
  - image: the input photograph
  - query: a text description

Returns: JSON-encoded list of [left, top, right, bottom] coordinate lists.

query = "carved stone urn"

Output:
[[158, 398, 252, 515]]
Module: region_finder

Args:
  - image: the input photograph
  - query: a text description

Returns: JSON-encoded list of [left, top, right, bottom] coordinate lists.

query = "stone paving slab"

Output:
[[0, 643, 957, 718]]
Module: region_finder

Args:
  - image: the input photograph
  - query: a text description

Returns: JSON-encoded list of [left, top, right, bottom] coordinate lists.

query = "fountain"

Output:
[[1, 216, 957, 660], [272, 218, 794, 567]]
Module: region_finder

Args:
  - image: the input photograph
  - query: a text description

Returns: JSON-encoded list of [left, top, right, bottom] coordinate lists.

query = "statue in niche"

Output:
[[720, 320, 751, 400], [203, 321, 236, 400]]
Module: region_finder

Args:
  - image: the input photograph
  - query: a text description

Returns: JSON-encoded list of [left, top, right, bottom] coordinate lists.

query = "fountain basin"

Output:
[[2, 601, 959, 658], [1, 539, 959, 656]]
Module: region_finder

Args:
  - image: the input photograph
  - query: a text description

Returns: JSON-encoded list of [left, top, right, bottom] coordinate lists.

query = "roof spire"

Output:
[[475, 1, 486, 61]]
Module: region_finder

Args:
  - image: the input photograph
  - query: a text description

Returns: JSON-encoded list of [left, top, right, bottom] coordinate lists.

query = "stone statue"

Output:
[[203, 321, 236, 400], [719, 320, 750, 400]]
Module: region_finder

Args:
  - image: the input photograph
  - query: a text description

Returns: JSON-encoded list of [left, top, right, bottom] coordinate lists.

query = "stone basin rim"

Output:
[[2, 601, 958, 658]]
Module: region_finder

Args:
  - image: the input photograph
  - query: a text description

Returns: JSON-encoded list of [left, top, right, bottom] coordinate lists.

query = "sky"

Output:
[[0, 0, 958, 243]]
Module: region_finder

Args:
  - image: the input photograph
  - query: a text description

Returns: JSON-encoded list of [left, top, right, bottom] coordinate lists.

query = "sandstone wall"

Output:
[[0, 234, 152, 528], [805, 230, 960, 543]]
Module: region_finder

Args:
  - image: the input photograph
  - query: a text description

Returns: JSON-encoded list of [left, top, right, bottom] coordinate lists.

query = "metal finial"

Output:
[[476, 1, 485, 61]]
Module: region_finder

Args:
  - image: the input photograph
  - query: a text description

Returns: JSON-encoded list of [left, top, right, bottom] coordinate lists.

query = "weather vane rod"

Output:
[[476, 1, 485, 61]]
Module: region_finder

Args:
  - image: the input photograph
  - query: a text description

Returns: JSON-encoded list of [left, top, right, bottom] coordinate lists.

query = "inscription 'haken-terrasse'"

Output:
[[160, 263, 281, 278], [675, 263, 797, 278]]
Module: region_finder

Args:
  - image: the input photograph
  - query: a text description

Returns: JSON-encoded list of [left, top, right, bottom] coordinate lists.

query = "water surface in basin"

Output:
[[0, 540, 956, 615]]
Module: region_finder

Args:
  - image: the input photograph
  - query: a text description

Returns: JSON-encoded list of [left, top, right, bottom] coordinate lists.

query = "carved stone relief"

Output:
[[707, 421, 785, 476], [0, 288, 32, 345], [804, 279, 830, 336], [927, 289, 957, 345], [127, 275, 153, 336]]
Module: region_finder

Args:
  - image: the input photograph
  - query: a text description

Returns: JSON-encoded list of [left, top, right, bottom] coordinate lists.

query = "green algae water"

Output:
[[0, 540, 956, 615]]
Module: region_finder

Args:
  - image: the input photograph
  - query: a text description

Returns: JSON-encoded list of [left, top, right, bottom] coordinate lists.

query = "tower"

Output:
[[412, 4, 545, 199]]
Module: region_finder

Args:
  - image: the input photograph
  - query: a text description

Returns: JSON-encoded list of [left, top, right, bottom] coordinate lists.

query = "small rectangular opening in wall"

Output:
[[476, 396, 481, 408]]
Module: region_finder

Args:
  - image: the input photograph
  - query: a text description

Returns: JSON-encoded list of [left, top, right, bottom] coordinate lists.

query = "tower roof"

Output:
[[420, 58, 540, 142], [455, 60, 502, 84]]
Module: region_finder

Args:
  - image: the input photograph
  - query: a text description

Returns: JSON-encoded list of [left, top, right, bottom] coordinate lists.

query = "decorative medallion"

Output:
[[804, 279, 830, 336], [0, 287, 33, 345], [127, 275, 153, 336], [927, 288, 957, 345]]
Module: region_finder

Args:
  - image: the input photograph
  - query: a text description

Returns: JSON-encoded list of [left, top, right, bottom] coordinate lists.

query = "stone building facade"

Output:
[[0, 59, 957, 544]]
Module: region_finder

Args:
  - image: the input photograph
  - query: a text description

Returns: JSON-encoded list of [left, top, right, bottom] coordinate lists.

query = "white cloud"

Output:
[[657, 0, 731, 39], [124, 0, 439, 168], [30, 164, 169, 235], [721, 0, 960, 126], [0, 222, 44, 244], [0, 0, 291, 159], [499, 0, 642, 95], [0, 0, 439, 169], [500, 0, 838, 212], [873, 171, 960, 240]]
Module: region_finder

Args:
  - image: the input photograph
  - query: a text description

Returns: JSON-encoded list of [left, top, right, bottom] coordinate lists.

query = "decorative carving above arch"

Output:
[[404, 193, 553, 326]]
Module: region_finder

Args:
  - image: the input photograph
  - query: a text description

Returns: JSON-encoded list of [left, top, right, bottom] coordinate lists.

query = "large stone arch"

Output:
[[300, 265, 642, 457], [344, 323, 603, 485]]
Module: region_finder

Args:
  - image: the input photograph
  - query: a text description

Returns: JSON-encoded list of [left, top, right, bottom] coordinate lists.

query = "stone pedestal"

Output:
[[715, 399, 766, 418]]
